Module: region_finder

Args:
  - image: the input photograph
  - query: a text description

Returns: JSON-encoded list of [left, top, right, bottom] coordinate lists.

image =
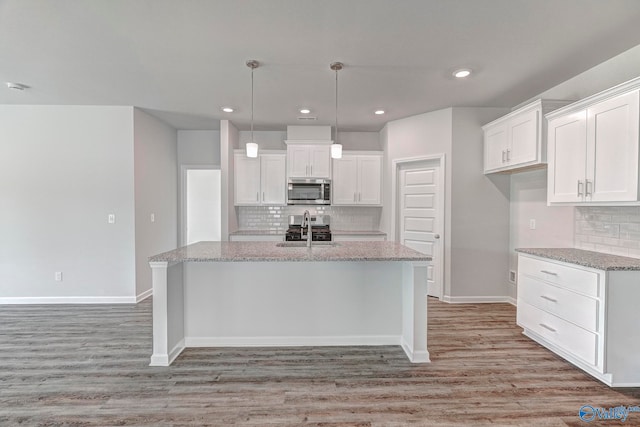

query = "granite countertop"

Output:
[[516, 248, 640, 271], [150, 241, 430, 263], [331, 230, 387, 236], [229, 230, 285, 236]]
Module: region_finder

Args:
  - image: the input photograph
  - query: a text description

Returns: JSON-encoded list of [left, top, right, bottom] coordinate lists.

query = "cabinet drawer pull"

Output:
[[539, 323, 557, 333], [540, 270, 558, 276], [540, 295, 558, 303]]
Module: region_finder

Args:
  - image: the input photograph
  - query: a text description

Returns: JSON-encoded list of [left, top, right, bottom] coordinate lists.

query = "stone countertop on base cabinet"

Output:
[[150, 241, 430, 263], [515, 248, 640, 271]]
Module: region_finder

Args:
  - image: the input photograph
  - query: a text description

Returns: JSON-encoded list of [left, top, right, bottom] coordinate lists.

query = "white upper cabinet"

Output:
[[260, 154, 287, 205], [547, 78, 640, 206], [483, 99, 571, 174], [332, 153, 382, 206], [234, 152, 286, 206], [285, 141, 332, 178]]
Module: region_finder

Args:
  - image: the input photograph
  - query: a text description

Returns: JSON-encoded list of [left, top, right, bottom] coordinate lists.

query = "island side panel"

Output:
[[401, 261, 430, 363], [182, 261, 403, 346], [149, 261, 185, 366]]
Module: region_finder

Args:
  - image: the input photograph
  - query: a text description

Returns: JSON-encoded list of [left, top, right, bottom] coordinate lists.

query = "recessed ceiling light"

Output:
[[453, 69, 471, 78], [6, 82, 29, 90], [299, 108, 311, 114], [374, 110, 385, 115], [221, 107, 234, 113]]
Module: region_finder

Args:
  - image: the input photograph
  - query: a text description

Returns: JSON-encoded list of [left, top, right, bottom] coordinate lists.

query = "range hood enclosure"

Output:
[[287, 125, 331, 141]]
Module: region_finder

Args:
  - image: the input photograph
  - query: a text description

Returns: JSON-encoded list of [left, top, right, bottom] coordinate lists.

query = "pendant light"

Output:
[[245, 60, 259, 158], [330, 62, 343, 159]]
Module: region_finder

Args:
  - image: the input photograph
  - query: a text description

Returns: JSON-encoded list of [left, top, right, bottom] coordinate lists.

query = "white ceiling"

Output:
[[2, 0, 640, 132]]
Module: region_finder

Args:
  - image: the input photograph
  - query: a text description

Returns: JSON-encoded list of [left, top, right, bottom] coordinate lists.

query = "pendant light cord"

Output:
[[335, 68, 338, 144], [251, 66, 254, 142]]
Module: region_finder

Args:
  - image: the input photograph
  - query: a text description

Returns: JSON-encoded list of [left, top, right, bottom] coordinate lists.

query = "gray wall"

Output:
[[178, 130, 220, 166], [0, 106, 137, 302], [450, 108, 510, 299], [134, 109, 178, 297], [381, 107, 509, 301], [507, 44, 640, 300]]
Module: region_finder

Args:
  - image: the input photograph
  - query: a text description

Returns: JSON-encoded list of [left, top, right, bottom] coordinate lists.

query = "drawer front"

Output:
[[518, 275, 599, 332], [518, 255, 599, 297], [518, 301, 598, 366]]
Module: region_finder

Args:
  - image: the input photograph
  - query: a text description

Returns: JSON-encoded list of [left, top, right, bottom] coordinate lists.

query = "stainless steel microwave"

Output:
[[287, 178, 331, 205]]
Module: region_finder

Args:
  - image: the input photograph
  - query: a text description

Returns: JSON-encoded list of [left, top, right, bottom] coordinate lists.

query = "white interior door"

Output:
[[186, 169, 221, 245], [398, 162, 443, 298]]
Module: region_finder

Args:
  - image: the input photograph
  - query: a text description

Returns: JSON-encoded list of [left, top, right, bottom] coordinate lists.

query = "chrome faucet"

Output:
[[302, 210, 312, 248]]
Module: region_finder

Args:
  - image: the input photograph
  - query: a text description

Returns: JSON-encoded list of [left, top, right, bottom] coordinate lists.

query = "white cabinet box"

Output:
[[517, 252, 640, 387], [483, 100, 570, 174], [285, 140, 332, 179], [332, 153, 382, 205], [234, 152, 286, 206], [229, 234, 284, 242], [547, 79, 640, 205], [332, 233, 386, 242]]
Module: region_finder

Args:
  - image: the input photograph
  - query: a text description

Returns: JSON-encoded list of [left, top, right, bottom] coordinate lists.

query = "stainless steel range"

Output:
[[285, 214, 332, 242]]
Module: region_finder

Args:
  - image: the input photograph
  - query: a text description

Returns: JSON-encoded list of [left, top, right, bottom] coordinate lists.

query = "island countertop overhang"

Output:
[[149, 241, 431, 263]]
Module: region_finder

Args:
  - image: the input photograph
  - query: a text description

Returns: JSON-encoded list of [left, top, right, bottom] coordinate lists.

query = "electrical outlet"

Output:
[[55, 272, 63, 282], [529, 219, 536, 230], [108, 214, 116, 224], [150, 213, 155, 223], [509, 270, 517, 283]]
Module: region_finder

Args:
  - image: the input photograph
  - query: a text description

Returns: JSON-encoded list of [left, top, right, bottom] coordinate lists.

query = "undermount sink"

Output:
[[276, 241, 339, 248]]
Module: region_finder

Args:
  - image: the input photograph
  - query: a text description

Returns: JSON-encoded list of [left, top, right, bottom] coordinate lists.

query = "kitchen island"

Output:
[[148, 241, 431, 366]]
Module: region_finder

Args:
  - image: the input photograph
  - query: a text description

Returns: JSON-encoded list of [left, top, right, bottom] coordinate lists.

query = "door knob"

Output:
[[434, 234, 440, 239]]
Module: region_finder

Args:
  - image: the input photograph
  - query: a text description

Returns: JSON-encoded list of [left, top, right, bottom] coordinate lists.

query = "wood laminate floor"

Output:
[[1, 297, 639, 426]]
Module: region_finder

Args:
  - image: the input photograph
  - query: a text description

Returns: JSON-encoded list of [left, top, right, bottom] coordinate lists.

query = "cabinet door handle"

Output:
[[577, 180, 583, 197], [354, 193, 357, 202], [262, 192, 265, 202], [502, 150, 506, 162], [256, 192, 259, 202], [585, 179, 593, 197], [540, 295, 558, 303], [310, 165, 313, 176], [540, 270, 558, 276], [539, 323, 557, 333], [506, 149, 511, 161]]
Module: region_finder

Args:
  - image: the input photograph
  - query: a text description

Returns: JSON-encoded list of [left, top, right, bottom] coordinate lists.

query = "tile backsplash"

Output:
[[575, 206, 640, 258], [237, 206, 382, 232]]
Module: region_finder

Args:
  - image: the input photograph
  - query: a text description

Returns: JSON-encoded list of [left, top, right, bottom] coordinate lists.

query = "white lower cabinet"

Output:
[[332, 233, 386, 242], [517, 253, 640, 387], [229, 234, 284, 242]]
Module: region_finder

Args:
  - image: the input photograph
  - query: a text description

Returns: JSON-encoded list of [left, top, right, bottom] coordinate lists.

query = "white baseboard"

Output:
[[149, 339, 186, 367], [442, 295, 513, 304], [0, 295, 138, 304], [185, 335, 401, 348], [506, 296, 517, 306], [400, 337, 430, 363], [136, 288, 153, 302]]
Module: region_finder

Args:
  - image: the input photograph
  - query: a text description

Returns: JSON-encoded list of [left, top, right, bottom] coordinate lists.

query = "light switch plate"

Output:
[[108, 214, 116, 224]]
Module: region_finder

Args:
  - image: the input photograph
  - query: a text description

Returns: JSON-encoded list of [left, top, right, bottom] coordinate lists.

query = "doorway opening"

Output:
[[182, 167, 221, 245]]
